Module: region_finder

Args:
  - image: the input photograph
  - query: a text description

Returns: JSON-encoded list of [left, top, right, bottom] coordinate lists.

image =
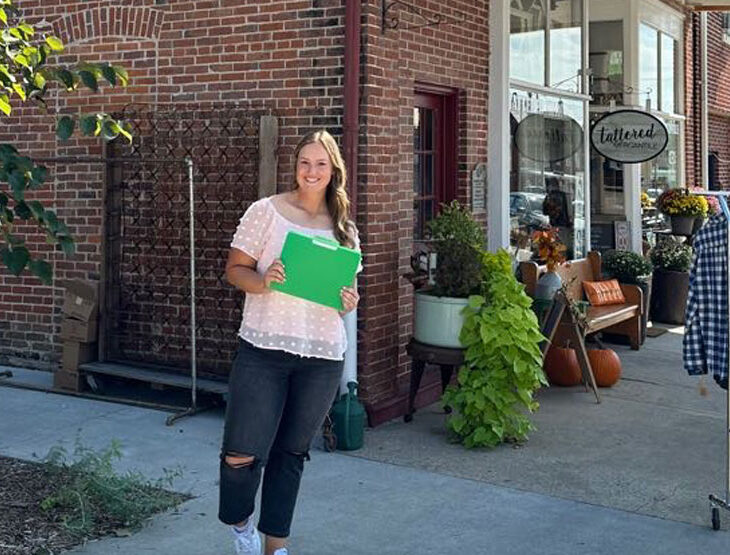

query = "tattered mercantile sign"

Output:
[[590, 109, 668, 164]]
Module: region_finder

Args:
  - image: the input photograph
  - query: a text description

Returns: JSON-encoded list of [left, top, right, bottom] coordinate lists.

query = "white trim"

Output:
[[488, 0, 510, 251], [625, 0, 643, 253], [509, 78, 593, 101]]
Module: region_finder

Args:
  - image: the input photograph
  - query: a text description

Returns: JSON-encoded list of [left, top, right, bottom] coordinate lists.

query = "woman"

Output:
[[219, 129, 360, 555]]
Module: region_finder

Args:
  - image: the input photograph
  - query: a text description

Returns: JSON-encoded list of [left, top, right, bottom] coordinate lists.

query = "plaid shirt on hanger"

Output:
[[683, 214, 729, 390]]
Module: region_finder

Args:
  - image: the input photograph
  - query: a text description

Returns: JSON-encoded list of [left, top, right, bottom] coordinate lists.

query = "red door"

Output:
[[413, 91, 456, 240]]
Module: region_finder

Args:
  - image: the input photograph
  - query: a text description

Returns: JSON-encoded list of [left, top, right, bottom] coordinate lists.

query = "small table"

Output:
[[404, 338, 465, 422]]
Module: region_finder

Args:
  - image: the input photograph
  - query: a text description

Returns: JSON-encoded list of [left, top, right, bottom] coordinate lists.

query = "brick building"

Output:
[[1, 0, 729, 426], [0, 0, 488, 425]]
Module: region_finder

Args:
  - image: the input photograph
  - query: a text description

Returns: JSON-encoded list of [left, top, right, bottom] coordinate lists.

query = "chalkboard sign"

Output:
[[590, 222, 615, 253]]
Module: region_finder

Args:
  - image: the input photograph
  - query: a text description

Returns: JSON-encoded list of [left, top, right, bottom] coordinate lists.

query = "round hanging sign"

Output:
[[590, 109, 668, 164], [514, 113, 584, 163]]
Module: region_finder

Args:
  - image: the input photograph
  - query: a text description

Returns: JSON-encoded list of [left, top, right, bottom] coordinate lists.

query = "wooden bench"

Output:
[[520, 251, 643, 351], [520, 252, 644, 403]]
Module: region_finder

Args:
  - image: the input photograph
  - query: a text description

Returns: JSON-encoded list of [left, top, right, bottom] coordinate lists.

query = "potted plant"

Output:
[[601, 249, 653, 344], [690, 186, 720, 234], [656, 188, 709, 235], [531, 227, 567, 301], [442, 249, 547, 447], [649, 238, 692, 325], [413, 201, 484, 348]]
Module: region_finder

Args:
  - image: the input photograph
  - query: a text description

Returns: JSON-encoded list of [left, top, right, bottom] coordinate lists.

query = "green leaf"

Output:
[[30, 165, 47, 187], [0, 94, 10, 115], [101, 64, 117, 86], [28, 258, 52, 284], [1, 246, 29, 275], [58, 236, 75, 256], [54, 68, 75, 90], [18, 23, 33, 38], [78, 70, 98, 92], [45, 36, 64, 52], [43, 209, 59, 232], [33, 71, 46, 89], [0, 9, 6, 25], [11, 82, 25, 100], [113, 65, 129, 86], [117, 123, 133, 143], [14, 200, 30, 219], [56, 115, 74, 140], [28, 200, 44, 218], [9, 170, 26, 200], [79, 115, 98, 136]]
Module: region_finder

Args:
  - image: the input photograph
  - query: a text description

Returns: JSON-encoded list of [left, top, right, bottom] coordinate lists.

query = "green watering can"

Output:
[[330, 381, 365, 451]]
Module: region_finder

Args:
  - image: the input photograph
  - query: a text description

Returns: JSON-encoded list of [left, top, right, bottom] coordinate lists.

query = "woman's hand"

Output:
[[340, 286, 359, 314], [263, 259, 286, 289]]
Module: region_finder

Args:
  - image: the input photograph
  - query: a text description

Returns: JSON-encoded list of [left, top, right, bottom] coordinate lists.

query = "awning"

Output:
[[686, 1, 730, 10]]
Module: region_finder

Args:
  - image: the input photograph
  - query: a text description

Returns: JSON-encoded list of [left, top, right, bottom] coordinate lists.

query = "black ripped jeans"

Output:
[[219, 339, 343, 538]]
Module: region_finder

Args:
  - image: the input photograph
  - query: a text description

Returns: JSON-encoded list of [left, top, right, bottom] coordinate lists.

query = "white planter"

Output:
[[413, 291, 469, 348]]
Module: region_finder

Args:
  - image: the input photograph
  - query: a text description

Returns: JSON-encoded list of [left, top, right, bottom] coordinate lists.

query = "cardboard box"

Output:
[[60, 317, 98, 343], [54, 370, 82, 391], [61, 280, 98, 322], [62, 341, 97, 372]]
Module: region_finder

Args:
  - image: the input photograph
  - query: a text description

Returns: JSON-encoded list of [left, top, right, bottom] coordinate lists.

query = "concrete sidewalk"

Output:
[[2, 326, 730, 553]]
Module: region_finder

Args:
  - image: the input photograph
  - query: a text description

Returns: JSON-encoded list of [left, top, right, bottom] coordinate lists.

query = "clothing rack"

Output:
[[700, 191, 730, 530]]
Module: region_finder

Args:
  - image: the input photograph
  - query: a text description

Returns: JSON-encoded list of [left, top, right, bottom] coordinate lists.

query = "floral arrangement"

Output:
[[656, 188, 709, 218], [531, 228, 566, 272], [650, 238, 693, 272], [640, 192, 654, 211], [690, 186, 720, 216], [602, 250, 653, 285]]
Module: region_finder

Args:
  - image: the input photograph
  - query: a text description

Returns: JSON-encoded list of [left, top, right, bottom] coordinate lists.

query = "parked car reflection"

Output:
[[510, 192, 550, 230]]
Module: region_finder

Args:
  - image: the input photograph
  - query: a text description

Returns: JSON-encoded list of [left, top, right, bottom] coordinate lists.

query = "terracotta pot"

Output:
[[543, 345, 582, 386], [587, 348, 622, 387]]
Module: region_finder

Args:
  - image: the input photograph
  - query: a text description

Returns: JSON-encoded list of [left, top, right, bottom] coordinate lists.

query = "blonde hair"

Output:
[[292, 130, 355, 248]]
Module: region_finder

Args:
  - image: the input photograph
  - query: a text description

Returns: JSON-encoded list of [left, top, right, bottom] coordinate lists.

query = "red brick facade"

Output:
[[706, 12, 730, 188], [0, 0, 489, 425]]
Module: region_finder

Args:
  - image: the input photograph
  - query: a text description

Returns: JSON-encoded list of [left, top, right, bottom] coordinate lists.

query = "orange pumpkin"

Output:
[[543, 345, 582, 386], [587, 348, 622, 387]]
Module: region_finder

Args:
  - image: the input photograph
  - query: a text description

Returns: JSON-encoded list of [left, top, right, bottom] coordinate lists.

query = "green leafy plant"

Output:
[[427, 200, 484, 297], [40, 439, 187, 538], [602, 250, 653, 285], [442, 249, 547, 448], [0, 0, 131, 284], [650, 239, 693, 272]]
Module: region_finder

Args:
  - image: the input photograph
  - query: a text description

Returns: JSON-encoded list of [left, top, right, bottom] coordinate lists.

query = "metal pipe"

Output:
[[343, 0, 361, 218], [187, 156, 197, 411]]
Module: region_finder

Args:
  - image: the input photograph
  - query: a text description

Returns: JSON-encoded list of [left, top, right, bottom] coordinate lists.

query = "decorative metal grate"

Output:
[[105, 105, 267, 378]]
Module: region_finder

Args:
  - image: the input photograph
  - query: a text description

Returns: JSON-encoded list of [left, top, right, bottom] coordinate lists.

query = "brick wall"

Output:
[[357, 0, 489, 420], [1, 0, 490, 424], [1, 0, 348, 369], [706, 12, 730, 188]]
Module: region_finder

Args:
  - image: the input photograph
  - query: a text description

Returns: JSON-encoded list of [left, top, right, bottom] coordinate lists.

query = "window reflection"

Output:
[[510, 0, 546, 84], [509, 89, 586, 260], [549, 0, 582, 92], [640, 23, 659, 110], [589, 21, 623, 106]]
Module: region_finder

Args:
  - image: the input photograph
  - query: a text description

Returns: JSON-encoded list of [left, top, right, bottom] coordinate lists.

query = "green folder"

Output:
[[270, 231, 361, 310]]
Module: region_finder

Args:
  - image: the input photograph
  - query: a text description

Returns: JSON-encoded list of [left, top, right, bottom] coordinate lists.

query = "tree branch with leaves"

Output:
[[0, 0, 131, 284]]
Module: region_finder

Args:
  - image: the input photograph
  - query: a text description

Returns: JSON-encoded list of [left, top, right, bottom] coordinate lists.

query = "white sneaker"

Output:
[[232, 519, 261, 555], [272, 549, 288, 555]]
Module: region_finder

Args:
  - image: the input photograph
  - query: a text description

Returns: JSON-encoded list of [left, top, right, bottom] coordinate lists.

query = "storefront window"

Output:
[[589, 21, 624, 106], [640, 23, 678, 114], [510, 89, 586, 260], [660, 34, 676, 114], [510, 0, 546, 85], [510, 0, 583, 93], [639, 23, 658, 110], [641, 119, 680, 232], [550, 0, 583, 92]]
